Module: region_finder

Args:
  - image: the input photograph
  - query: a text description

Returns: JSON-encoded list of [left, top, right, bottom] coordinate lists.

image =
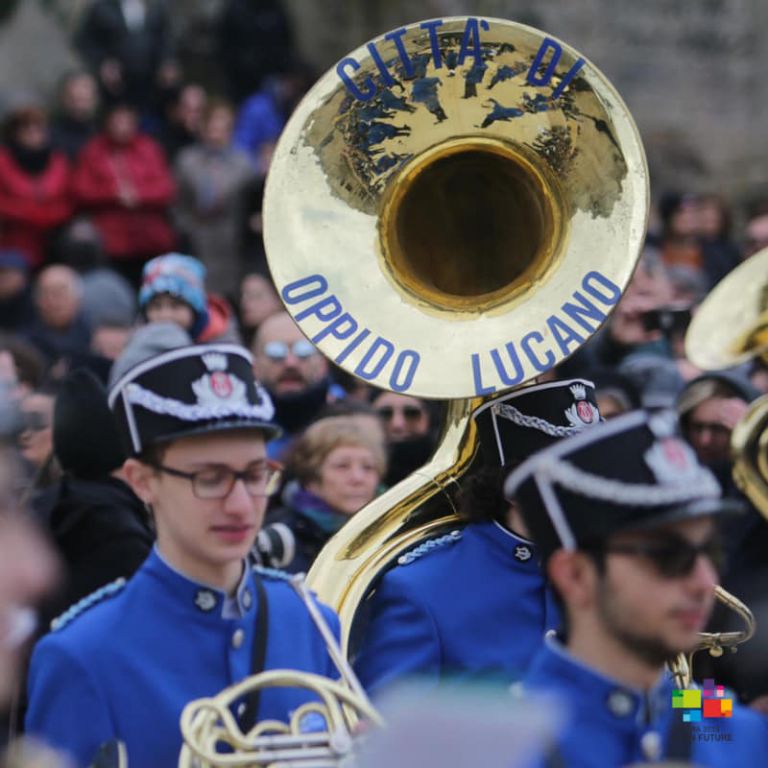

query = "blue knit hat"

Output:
[[139, 254, 209, 338]]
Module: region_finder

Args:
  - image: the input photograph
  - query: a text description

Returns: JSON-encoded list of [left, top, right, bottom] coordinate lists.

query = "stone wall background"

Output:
[[3, 0, 768, 210]]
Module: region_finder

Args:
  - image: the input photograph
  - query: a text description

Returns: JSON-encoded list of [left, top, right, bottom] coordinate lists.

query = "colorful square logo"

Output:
[[672, 679, 732, 720]]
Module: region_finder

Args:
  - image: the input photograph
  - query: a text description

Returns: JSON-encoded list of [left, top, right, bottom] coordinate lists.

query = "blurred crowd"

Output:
[[0, 0, 768, 756]]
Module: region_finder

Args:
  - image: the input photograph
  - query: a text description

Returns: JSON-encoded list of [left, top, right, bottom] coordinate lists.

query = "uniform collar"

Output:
[[476, 520, 538, 566], [527, 635, 673, 728], [146, 546, 256, 618]]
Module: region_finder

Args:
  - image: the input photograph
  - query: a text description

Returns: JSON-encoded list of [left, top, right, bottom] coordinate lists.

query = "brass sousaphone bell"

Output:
[[179, 16, 649, 766], [264, 16, 648, 639]]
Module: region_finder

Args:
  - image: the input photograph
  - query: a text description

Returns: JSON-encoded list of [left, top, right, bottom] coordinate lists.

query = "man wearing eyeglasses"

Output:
[[506, 410, 768, 766], [25, 344, 341, 767], [251, 311, 335, 460]]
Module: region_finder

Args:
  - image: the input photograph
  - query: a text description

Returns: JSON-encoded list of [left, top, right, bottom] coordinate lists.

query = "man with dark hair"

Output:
[[353, 379, 601, 695], [25, 344, 341, 766], [506, 410, 768, 766]]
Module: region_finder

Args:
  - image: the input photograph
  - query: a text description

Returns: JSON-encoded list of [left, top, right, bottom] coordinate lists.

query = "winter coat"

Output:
[[43, 475, 153, 622], [73, 133, 176, 260], [0, 148, 73, 267]]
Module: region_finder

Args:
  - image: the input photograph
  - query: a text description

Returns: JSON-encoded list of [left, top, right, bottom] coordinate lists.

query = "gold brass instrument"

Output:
[[732, 392, 768, 515], [675, 247, 768, 688], [178, 576, 383, 767], [668, 586, 756, 690], [685, 246, 768, 371], [263, 15, 648, 640], [178, 15, 650, 764]]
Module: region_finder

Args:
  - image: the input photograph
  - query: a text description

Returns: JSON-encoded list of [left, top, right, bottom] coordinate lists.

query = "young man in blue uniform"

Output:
[[353, 379, 601, 695], [25, 344, 341, 766], [505, 409, 768, 766]]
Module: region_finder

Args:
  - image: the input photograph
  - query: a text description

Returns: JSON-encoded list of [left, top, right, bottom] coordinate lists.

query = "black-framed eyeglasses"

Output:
[[376, 405, 425, 422], [148, 460, 282, 500], [602, 535, 724, 579], [263, 339, 316, 361]]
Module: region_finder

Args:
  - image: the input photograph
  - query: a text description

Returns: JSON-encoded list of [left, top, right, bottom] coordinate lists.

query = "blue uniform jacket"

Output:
[[354, 521, 559, 696], [26, 548, 340, 767], [523, 638, 768, 767]]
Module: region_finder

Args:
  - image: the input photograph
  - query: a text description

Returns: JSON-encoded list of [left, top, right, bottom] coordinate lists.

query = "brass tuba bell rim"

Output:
[[378, 135, 568, 314]]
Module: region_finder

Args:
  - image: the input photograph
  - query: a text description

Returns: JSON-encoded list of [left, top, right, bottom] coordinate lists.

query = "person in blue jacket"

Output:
[[505, 409, 768, 766], [25, 343, 341, 767], [353, 379, 602, 695]]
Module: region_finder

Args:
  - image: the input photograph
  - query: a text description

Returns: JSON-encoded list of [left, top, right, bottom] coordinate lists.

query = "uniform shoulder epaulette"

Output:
[[50, 577, 127, 632], [253, 564, 295, 583], [396, 529, 463, 566]]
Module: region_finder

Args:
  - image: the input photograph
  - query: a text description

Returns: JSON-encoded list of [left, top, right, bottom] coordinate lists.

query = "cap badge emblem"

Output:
[[644, 437, 699, 485], [564, 384, 599, 429], [192, 355, 248, 407]]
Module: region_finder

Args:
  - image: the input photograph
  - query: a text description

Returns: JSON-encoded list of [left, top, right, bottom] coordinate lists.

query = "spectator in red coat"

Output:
[[73, 102, 176, 286], [0, 103, 73, 269]]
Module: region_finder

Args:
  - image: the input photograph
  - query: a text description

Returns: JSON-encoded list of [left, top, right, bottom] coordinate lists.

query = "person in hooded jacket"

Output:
[[41, 368, 152, 625]]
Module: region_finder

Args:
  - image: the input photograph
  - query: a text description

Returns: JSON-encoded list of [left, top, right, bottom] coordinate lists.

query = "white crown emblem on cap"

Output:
[[192, 372, 247, 407], [564, 382, 599, 430], [202, 352, 227, 372], [569, 383, 587, 401], [644, 436, 701, 487]]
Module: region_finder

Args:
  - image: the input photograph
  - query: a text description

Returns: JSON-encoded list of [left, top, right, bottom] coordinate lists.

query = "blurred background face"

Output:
[[35, 266, 81, 329], [17, 393, 54, 468], [307, 443, 381, 516], [372, 392, 430, 442], [252, 312, 327, 395], [202, 106, 234, 150], [0, 266, 27, 301], [91, 325, 131, 361], [683, 397, 743, 466], [744, 214, 768, 258], [105, 107, 138, 143], [145, 294, 195, 331], [61, 73, 98, 120], [14, 115, 48, 150], [240, 274, 281, 330], [175, 84, 207, 134]]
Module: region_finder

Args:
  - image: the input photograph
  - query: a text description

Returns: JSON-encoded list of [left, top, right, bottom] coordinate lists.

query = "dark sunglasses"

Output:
[[376, 405, 424, 422], [602, 535, 724, 579]]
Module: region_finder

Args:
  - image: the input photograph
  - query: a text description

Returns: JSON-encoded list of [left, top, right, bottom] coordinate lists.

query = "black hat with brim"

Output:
[[504, 409, 743, 562], [472, 378, 601, 468], [108, 344, 281, 457]]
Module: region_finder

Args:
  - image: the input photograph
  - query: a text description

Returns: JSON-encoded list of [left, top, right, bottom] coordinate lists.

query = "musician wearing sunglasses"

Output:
[[251, 311, 335, 460], [506, 410, 768, 767], [354, 380, 601, 696], [25, 345, 341, 767]]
